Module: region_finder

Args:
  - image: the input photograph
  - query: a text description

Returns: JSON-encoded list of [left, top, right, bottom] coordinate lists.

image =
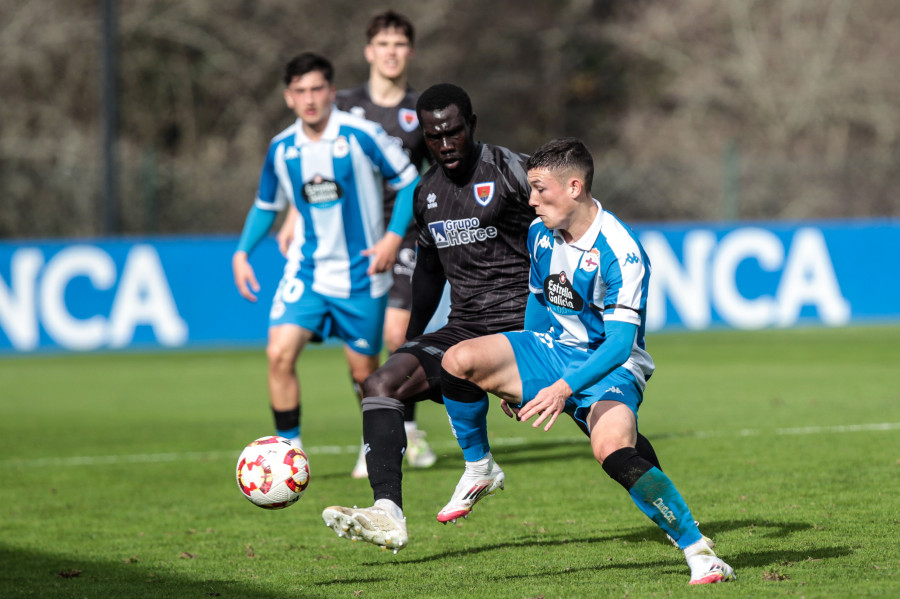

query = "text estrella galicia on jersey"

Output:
[[302, 174, 343, 206], [398, 108, 418, 132], [544, 272, 584, 315], [473, 182, 495, 206]]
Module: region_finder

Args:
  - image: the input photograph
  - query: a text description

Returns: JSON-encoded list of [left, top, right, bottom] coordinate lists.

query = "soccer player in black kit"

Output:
[[322, 83, 535, 552]]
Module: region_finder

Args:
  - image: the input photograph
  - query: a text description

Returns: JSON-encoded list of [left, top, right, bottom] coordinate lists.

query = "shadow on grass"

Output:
[[0, 545, 323, 599], [365, 518, 846, 574]]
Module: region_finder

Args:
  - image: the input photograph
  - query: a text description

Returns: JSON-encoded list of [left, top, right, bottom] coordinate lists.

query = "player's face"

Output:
[[365, 28, 413, 81], [527, 168, 578, 230], [284, 71, 336, 131], [421, 104, 477, 177]]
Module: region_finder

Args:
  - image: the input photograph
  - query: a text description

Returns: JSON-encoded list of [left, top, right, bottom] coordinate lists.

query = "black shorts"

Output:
[[394, 320, 507, 402], [388, 232, 417, 311]]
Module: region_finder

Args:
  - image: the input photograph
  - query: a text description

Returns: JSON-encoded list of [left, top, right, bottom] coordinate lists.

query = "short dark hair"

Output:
[[284, 52, 334, 86], [416, 83, 474, 123], [366, 10, 415, 46], [526, 137, 594, 193]]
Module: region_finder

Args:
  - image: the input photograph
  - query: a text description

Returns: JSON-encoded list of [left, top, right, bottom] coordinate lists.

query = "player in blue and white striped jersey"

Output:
[[439, 138, 735, 585], [231, 53, 419, 461]]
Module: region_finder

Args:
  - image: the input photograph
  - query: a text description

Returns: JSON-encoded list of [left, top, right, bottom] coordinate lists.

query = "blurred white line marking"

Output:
[[7, 422, 898, 468]]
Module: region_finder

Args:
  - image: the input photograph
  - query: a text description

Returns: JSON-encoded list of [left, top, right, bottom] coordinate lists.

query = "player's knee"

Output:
[[266, 341, 296, 374], [441, 343, 474, 379], [383, 330, 405, 354], [361, 366, 401, 399]]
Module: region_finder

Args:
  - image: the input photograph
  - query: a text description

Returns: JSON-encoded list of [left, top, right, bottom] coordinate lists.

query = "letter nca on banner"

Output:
[[635, 219, 900, 331], [0, 243, 187, 352]]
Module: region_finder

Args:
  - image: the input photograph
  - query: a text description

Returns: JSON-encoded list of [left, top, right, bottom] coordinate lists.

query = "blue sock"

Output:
[[443, 394, 490, 462], [628, 467, 702, 548], [276, 425, 300, 441]]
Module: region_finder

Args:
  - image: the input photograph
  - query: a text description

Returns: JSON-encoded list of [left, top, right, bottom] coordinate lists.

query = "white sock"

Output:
[[374, 498, 404, 520], [465, 453, 493, 475]]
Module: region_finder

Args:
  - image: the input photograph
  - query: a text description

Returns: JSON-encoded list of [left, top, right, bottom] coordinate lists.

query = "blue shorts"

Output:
[[269, 277, 386, 356], [501, 330, 644, 433]]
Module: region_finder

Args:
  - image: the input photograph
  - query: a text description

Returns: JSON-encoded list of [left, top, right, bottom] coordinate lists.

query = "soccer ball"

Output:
[[236, 436, 310, 509]]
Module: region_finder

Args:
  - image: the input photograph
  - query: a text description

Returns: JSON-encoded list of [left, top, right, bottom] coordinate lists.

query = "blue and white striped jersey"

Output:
[[255, 108, 419, 298], [527, 200, 655, 387]]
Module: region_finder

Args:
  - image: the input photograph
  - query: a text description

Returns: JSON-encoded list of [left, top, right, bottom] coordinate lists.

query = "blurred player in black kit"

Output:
[[322, 83, 535, 551], [277, 11, 435, 477]]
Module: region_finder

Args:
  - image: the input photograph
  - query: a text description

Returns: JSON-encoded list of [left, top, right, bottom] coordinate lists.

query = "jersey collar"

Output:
[[554, 198, 603, 250], [293, 106, 342, 145]]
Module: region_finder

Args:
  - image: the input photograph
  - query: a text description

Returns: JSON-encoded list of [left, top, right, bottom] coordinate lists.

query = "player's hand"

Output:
[[232, 251, 260, 302], [516, 379, 572, 431], [500, 399, 521, 420], [363, 232, 402, 274], [277, 208, 298, 256]]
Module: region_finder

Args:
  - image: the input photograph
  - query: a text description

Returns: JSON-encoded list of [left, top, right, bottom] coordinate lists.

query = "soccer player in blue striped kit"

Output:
[[439, 137, 736, 585], [231, 53, 419, 468]]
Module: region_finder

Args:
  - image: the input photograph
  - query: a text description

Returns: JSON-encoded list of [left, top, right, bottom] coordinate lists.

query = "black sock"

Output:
[[403, 401, 416, 423], [272, 406, 299, 431], [362, 408, 406, 509], [635, 432, 662, 471]]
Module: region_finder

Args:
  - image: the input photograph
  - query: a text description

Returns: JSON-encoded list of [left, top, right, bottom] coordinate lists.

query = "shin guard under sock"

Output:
[[361, 406, 406, 509], [440, 367, 490, 462], [603, 446, 702, 548]]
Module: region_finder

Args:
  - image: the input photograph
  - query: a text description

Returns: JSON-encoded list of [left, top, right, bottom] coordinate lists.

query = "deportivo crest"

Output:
[[473, 182, 495, 206], [544, 271, 584, 315], [332, 136, 350, 158], [581, 248, 600, 273], [302, 175, 343, 206], [398, 108, 418, 132]]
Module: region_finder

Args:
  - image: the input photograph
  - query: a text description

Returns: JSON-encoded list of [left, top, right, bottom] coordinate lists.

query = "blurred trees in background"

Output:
[[2, 0, 898, 238]]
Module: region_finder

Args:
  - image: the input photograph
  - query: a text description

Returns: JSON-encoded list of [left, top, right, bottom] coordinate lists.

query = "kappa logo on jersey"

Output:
[[536, 235, 553, 250], [622, 252, 641, 266], [398, 108, 419, 132], [581, 248, 600, 273], [544, 271, 584, 315], [350, 106, 366, 119], [428, 217, 498, 248], [302, 174, 343, 206], [284, 146, 300, 160], [426, 192, 438, 209], [473, 182, 495, 207]]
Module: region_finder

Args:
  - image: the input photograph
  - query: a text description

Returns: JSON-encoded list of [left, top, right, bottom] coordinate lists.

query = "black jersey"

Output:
[[414, 143, 535, 329], [336, 85, 427, 234]]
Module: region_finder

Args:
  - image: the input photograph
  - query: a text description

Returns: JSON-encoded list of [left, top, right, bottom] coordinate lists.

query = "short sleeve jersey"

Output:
[[414, 143, 535, 329], [336, 85, 426, 235], [255, 109, 418, 299], [527, 201, 655, 386]]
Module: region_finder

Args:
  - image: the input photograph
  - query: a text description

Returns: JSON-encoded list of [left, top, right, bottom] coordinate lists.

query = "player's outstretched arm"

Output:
[[232, 251, 260, 302]]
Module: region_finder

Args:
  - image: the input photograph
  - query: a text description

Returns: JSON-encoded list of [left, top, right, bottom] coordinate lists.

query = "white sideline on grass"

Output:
[[7, 422, 900, 469]]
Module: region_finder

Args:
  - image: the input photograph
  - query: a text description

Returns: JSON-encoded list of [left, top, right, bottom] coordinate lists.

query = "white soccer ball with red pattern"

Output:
[[236, 436, 310, 509]]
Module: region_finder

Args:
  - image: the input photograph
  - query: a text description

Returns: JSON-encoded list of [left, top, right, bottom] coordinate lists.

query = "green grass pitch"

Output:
[[1, 326, 898, 598]]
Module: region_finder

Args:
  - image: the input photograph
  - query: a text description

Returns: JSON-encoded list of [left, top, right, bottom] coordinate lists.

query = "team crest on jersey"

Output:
[[473, 182, 495, 206], [333, 136, 350, 158], [302, 174, 343, 206], [398, 108, 418, 132], [544, 271, 584, 315], [581, 248, 600, 273]]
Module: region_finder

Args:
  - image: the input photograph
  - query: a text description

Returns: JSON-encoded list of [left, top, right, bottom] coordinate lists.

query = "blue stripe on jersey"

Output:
[[527, 204, 655, 387], [251, 110, 416, 299]]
